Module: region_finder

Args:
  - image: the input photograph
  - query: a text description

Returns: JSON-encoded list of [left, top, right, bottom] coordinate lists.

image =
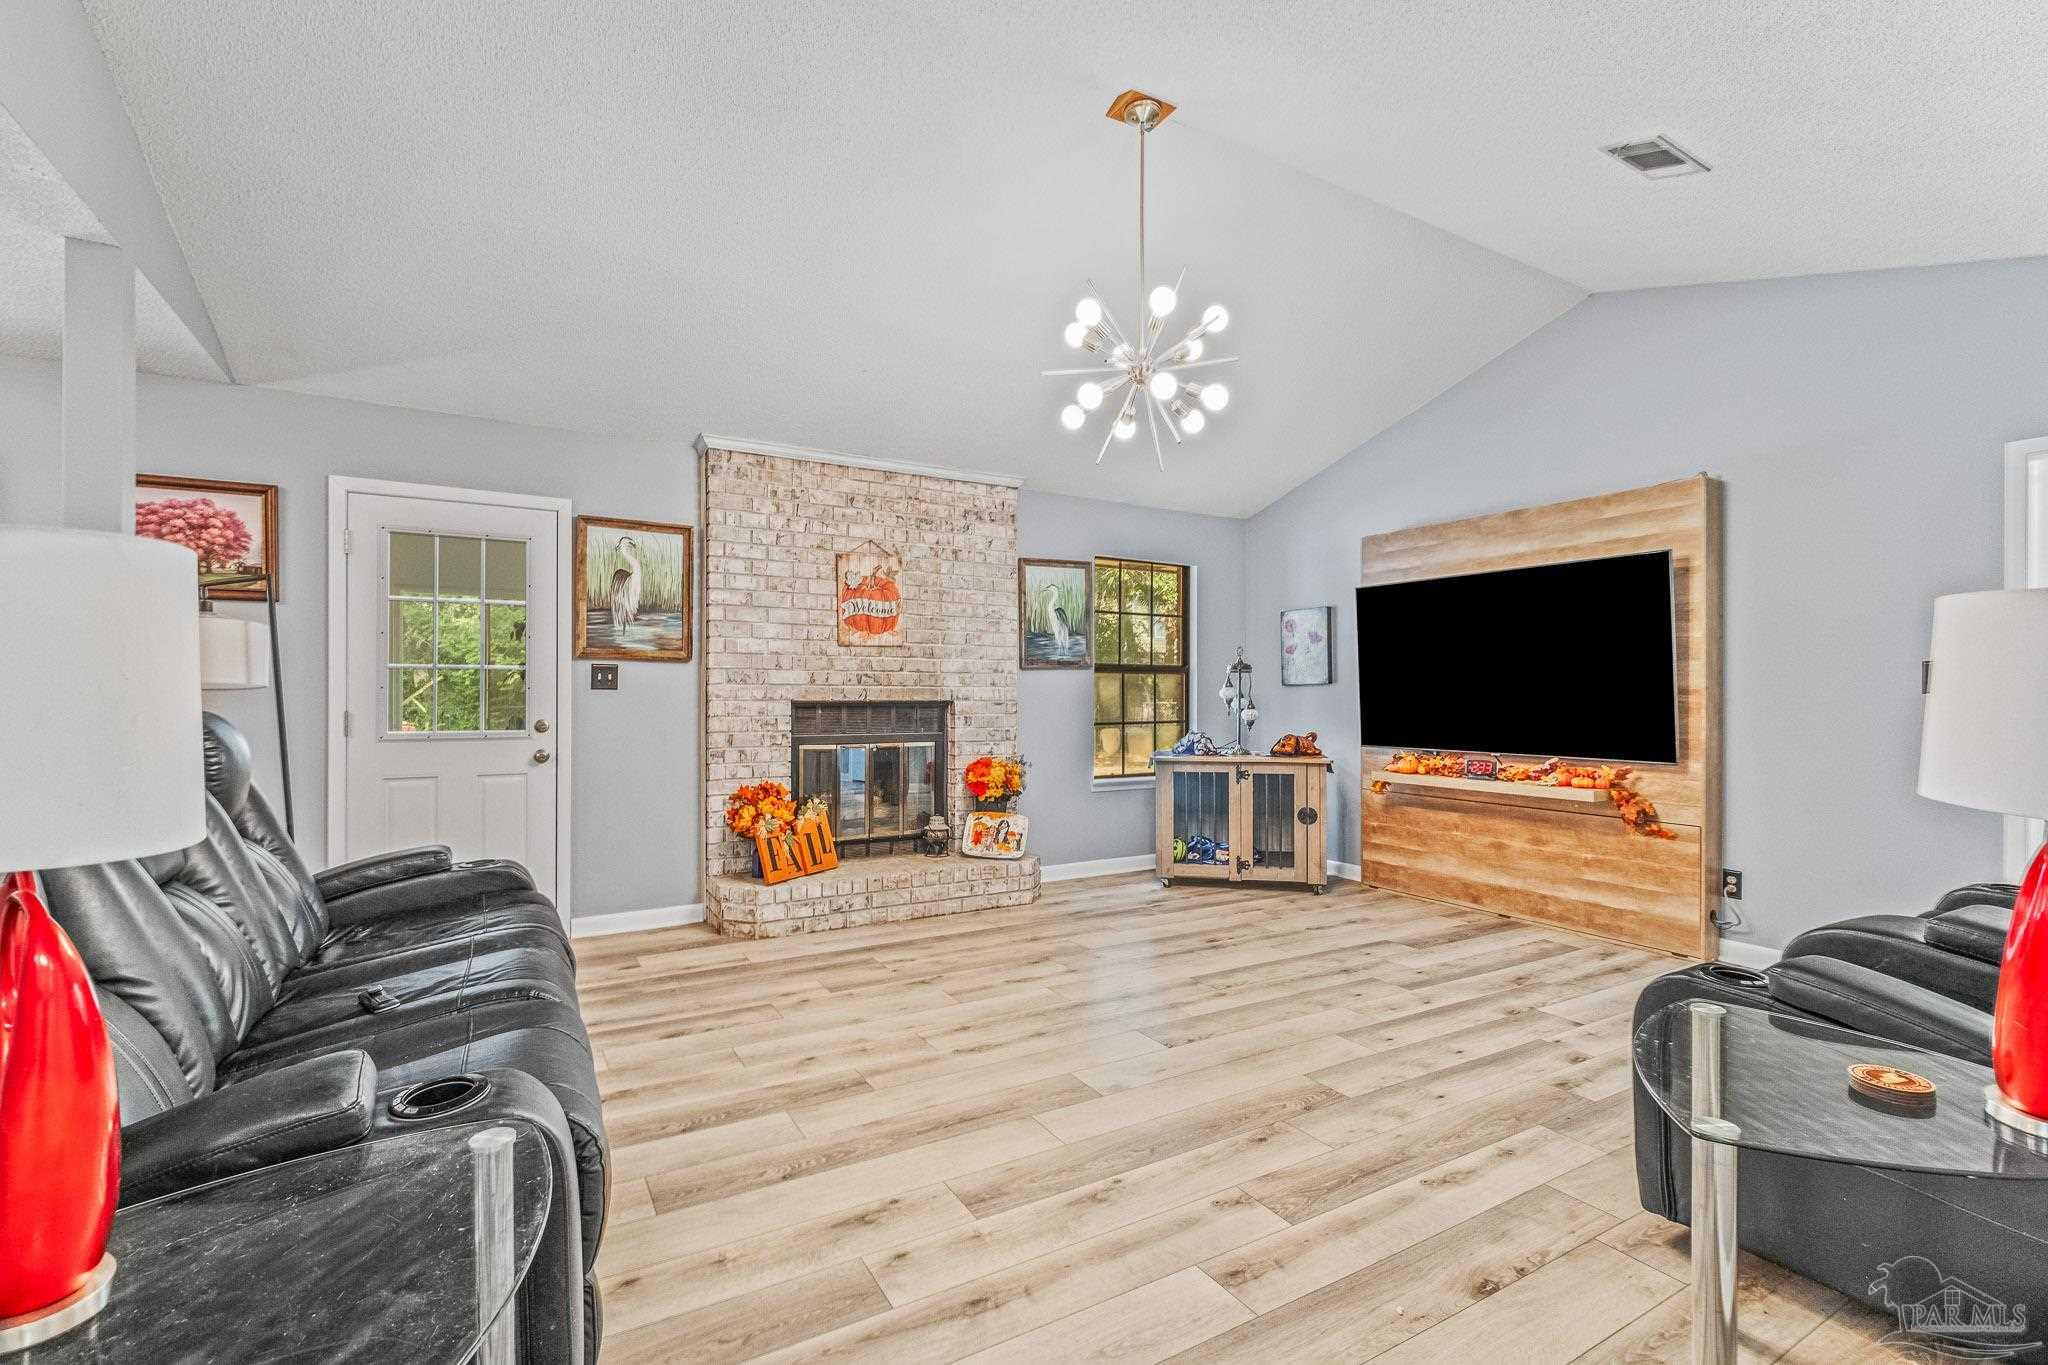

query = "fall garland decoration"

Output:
[[1371, 753, 1675, 838]]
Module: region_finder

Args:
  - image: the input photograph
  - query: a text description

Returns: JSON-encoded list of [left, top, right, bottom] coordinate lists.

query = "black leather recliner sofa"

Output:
[[39, 714, 608, 1362], [1632, 884, 2047, 1362]]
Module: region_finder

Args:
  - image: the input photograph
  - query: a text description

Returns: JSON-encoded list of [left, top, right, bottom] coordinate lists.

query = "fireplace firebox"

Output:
[[790, 701, 948, 857]]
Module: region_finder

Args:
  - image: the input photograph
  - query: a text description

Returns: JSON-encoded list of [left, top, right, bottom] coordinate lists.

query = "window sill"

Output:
[[1091, 775, 1155, 791]]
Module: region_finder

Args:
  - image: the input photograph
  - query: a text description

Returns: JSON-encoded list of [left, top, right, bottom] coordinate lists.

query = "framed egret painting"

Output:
[[1280, 605, 1332, 686], [574, 515, 692, 662], [1018, 558, 1092, 669]]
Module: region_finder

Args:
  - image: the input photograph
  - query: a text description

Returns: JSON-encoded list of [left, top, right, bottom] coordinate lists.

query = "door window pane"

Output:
[[438, 669, 481, 732], [487, 604, 527, 666], [390, 667, 433, 732], [389, 601, 434, 665], [436, 602, 481, 666], [438, 537, 483, 600], [485, 669, 525, 731], [485, 539, 527, 600], [390, 533, 436, 597]]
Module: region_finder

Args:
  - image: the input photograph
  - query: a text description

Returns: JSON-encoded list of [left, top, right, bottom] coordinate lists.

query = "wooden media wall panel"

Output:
[[1359, 475, 1722, 959]]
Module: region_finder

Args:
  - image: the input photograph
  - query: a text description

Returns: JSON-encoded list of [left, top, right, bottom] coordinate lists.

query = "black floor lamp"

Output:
[[197, 569, 293, 837]]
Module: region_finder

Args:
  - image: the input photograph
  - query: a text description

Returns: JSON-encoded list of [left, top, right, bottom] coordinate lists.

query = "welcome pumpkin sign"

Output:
[[836, 541, 904, 647]]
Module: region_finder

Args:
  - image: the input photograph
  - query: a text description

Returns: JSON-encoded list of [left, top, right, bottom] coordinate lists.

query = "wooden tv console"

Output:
[[1360, 475, 1722, 959]]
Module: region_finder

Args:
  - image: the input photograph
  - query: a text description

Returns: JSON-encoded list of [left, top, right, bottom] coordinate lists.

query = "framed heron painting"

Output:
[[574, 515, 692, 662], [1018, 558, 1092, 669]]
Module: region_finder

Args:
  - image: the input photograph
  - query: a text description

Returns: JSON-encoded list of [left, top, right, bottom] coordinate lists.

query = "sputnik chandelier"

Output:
[[1045, 90, 1236, 470]]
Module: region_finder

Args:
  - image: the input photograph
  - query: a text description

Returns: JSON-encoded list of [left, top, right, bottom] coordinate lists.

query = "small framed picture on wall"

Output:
[[1280, 605, 1333, 686], [1017, 558, 1093, 668], [134, 475, 280, 600], [575, 515, 693, 662]]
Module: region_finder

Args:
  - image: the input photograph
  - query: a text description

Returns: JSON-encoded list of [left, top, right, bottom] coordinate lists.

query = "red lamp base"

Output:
[[1988, 840, 2048, 1130], [0, 870, 121, 1336]]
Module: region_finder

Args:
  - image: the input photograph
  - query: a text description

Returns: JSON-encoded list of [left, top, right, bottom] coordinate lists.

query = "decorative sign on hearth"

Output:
[[836, 540, 904, 647]]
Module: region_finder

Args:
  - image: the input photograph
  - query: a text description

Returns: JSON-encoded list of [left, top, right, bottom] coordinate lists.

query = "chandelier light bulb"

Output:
[[1179, 338, 1204, 362], [1063, 321, 1088, 348], [1202, 303, 1230, 333], [1110, 342, 1132, 365], [1075, 297, 1103, 327], [1060, 404, 1086, 431], [1180, 408, 1206, 435], [1148, 285, 1178, 318], [1147, 371, 1177, 401], [1112, 415, 1137, 441], [1200, 382, 1230, 412], [1076, 381, 1104, 411]]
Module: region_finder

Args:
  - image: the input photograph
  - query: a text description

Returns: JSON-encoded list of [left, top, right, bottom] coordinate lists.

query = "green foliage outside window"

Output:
[[1093, 558, 1189, 777]]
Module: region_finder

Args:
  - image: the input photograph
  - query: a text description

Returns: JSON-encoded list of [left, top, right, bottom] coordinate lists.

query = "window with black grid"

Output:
[[1092, 557, 1189, 778]]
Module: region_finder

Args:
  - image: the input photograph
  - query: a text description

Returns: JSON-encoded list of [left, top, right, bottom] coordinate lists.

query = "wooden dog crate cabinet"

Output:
[[1154, 753, 1332, 891]]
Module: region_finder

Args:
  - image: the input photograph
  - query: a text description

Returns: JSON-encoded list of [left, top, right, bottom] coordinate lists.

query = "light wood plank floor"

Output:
[[579, 874, 1907, 1364]]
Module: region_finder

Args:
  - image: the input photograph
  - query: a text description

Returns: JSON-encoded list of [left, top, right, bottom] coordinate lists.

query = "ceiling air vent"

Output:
[[1602, 136, 1709, 179]]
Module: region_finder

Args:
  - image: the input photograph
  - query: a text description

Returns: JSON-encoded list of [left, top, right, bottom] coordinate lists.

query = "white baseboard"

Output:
[[1326, 859, 1362, 882], [1040, 854, 1155, 884], [571, 903, 704, 938], [1715, 939, 1782, 970]]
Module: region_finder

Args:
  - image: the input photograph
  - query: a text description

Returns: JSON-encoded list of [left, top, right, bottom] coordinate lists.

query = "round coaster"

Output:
[[1849, 1062, 1936, 1106]]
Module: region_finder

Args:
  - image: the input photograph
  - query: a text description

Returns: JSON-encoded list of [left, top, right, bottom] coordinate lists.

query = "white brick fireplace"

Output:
[[697, 439, 1039, 937]]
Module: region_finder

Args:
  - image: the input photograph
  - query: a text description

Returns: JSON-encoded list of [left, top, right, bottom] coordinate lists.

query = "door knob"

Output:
[[533, 749, 551, 764], [534, 719, 550, 734]]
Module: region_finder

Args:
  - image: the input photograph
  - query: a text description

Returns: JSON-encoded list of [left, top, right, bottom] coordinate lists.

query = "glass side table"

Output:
[[3, 1119, 550, 1364], [1634, 1000, 2048, 1364]]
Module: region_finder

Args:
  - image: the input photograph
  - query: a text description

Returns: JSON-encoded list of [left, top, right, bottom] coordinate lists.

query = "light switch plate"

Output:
[[590, 664, 619, 690]]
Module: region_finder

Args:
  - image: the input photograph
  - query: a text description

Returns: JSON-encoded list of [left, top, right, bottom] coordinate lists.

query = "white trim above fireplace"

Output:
[[693, 434, 1025, 489]]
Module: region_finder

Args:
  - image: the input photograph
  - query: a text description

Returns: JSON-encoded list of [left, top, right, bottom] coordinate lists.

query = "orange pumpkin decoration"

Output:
[[839, 571, 901, 636]]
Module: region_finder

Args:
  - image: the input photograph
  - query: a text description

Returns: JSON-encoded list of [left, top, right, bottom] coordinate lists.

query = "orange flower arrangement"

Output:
[[1372, 754, 1675, 838], [963, 756, 1025, 803], [725, 781, 796, 840]]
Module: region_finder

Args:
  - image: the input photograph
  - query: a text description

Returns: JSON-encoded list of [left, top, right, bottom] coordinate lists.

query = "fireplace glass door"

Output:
[[796, 740, 938, 853]]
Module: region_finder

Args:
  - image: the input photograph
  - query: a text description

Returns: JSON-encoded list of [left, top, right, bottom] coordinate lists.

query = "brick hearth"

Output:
[[697, 441, 1035, 936], [703, 853, 1040, 938]]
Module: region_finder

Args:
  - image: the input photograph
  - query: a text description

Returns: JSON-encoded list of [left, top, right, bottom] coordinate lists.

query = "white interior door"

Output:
[[338, 487, 563, 907]]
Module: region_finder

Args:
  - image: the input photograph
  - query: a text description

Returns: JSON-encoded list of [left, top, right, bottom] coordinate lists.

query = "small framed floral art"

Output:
[[1280, 606, 1333, 686]]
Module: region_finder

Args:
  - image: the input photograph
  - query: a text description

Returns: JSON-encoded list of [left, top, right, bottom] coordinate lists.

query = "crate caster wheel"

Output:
[[1313, 884, 1328, 895], [1159, 877, 1173, 888]]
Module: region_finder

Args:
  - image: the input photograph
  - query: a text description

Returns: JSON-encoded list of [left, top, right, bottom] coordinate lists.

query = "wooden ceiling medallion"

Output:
[[1104, 89, 1175, 127]]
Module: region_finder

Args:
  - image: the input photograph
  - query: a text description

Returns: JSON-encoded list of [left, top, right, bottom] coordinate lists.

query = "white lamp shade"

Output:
[[199, 613, 272, 690], [1918, 589, 2048, 819], [0, 527, 204, 869]]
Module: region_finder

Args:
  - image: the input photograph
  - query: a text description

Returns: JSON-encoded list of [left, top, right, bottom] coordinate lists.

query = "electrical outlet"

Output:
[[590, 664, 619, 690], [1721, 868, 1743, 900]]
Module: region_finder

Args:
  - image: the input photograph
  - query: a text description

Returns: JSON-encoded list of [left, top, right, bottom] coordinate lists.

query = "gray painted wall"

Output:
[[0, 354, 697, 918], [1017, 491, 1246, 869], [1242, 256, 2048, 951]]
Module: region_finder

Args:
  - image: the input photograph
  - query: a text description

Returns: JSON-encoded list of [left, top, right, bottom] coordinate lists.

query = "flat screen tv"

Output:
[[1356, 550, 1679, 764]]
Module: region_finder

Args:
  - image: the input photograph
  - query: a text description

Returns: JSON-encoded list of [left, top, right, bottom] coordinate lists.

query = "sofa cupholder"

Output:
[[1701, 963, 1769, 990], [388, 1073, 490, 1121]]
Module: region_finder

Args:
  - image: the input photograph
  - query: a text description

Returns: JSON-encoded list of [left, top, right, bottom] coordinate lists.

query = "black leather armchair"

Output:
[[42, 714, 608, 1363], [1631, 889, 2047, 1363]]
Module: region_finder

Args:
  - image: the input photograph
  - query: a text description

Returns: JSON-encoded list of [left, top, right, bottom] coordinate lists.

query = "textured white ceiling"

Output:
[[0, 103, 221, 381], [44, 1, 2048, 510]]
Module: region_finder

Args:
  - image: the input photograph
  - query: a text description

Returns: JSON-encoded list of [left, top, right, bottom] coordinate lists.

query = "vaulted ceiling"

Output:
[[6, 2, 2047, 512]]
